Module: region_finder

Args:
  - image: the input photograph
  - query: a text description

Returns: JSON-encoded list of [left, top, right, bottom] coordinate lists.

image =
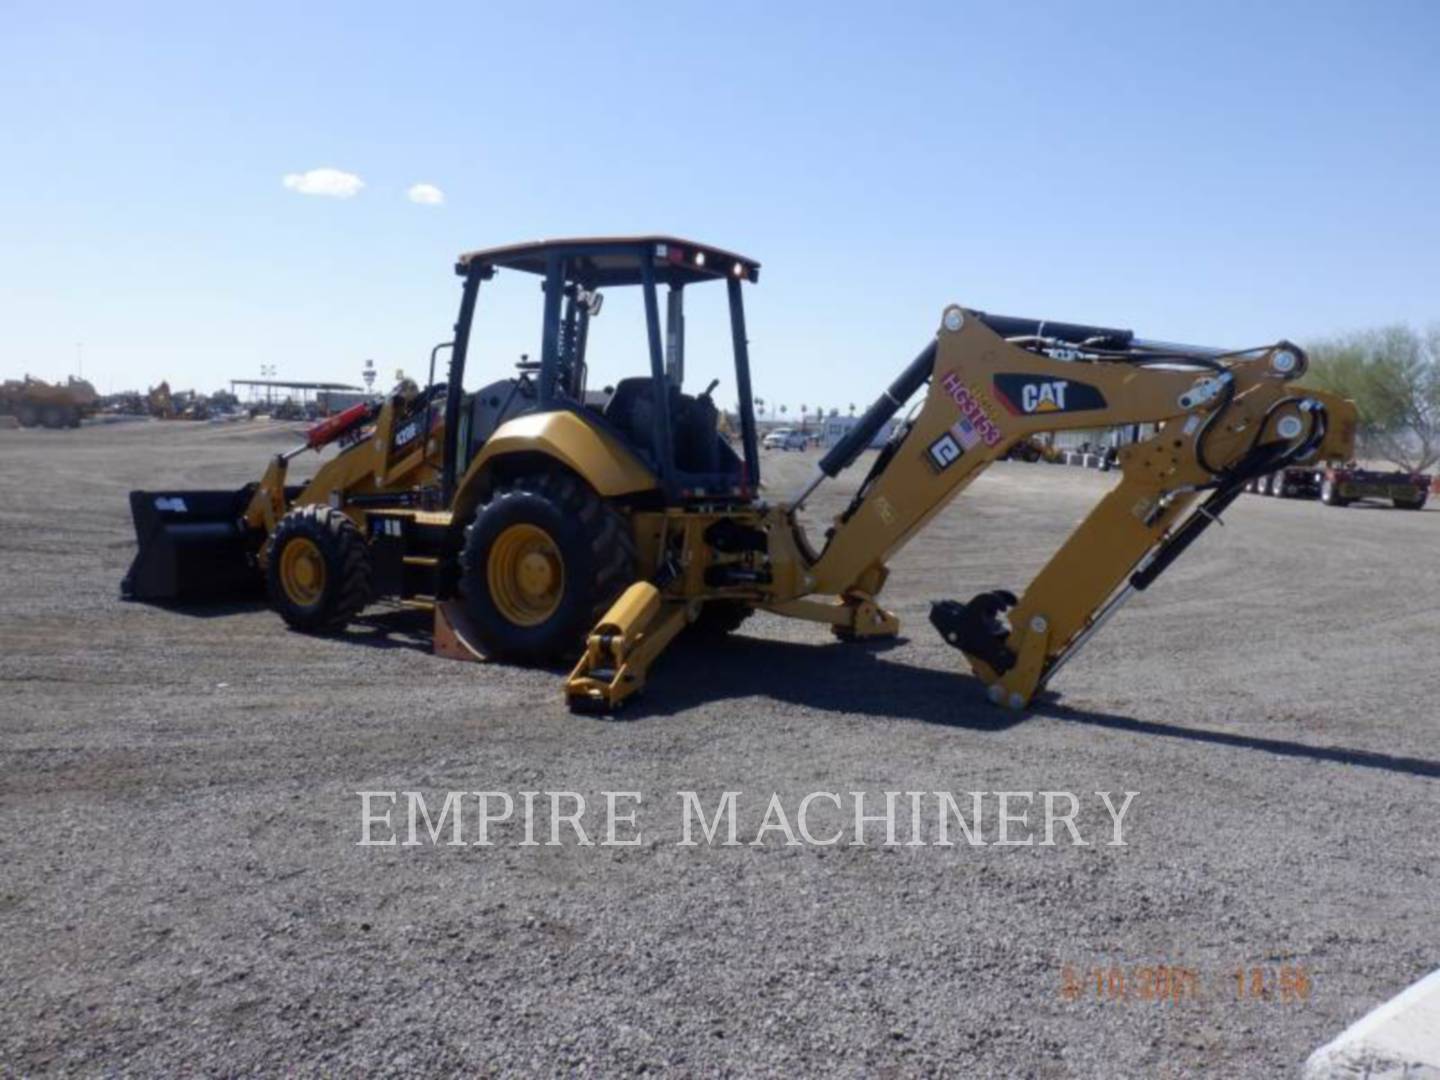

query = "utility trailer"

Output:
[[1246, 464, 1430, 507], [1245, 466, 1321, 500], [1317, 464, 1430, 509]]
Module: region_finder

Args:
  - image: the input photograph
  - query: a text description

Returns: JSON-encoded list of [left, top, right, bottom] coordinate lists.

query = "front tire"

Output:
[[1321, 478, 1348, 507], [265, 505, 372, 632], [460, 472, 637, 664]]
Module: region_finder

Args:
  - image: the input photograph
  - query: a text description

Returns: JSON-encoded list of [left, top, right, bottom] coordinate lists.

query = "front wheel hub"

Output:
[[279, 536, 327, 607]]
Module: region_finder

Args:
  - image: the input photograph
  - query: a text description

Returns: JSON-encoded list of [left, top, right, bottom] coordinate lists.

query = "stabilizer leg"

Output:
[[765, 591, 899, 640], [566, 583, 690, 712]]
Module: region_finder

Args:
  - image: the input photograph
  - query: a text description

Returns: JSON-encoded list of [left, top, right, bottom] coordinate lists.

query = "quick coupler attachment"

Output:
[[929, 590, 1018, 675]]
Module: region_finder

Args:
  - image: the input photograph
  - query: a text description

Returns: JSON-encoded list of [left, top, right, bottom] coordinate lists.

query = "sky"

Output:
[[2, 1, 1437, 414]]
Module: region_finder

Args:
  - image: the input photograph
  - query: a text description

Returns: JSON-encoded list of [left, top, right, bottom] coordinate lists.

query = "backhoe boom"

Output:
[[802, 306, 1355, 707]]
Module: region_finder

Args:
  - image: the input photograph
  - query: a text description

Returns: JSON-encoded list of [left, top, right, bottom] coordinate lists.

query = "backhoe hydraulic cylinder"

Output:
[[817, 341, 936, 478], [973, 312, 1133, 347], [1131, 487, 1243, 591], [975, 310, 1227, 357]]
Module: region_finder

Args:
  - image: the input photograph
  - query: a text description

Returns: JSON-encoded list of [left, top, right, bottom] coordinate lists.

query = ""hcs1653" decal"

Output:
[[939, 372, 1004, 446], [992, 374, 1108, 416], [930, 371, 1005, 472]]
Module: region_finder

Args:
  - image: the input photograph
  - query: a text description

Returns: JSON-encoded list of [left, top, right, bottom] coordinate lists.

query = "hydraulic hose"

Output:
[[1134, 400, 1327, 590]]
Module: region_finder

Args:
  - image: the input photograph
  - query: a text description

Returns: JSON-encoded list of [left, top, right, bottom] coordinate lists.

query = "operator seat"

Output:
[[602, 377, 660, 452], [603, 377, 724, 475]]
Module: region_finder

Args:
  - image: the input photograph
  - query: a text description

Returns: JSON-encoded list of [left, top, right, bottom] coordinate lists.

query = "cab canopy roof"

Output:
[[456, 236, 760, 287]]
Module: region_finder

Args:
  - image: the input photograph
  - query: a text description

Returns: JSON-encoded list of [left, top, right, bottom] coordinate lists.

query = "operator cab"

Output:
[[443, 236, 763, 502]]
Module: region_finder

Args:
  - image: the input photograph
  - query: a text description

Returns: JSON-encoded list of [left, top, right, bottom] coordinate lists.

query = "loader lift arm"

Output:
[[796, 305, 1356, 709]]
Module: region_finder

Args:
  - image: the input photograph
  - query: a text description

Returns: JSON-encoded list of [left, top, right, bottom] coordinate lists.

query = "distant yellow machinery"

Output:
[[147, 381, 211, 420], [123, 237, 1356, 712], [0, 375, 97, 428]]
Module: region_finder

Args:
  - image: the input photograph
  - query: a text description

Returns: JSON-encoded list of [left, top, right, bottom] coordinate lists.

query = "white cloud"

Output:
[[406, 183, 445, 206], [282, 168, 365, 199]]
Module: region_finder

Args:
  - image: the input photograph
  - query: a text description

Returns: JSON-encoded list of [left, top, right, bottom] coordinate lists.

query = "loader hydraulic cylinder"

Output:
[[303, 402, 374, 450]]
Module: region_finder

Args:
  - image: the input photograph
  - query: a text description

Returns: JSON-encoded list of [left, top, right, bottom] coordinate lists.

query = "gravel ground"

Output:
[[1, 419, 1437, 1077]]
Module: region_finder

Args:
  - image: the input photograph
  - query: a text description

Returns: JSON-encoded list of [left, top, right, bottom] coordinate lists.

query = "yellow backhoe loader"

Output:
[[123, 236, 1356, 712]]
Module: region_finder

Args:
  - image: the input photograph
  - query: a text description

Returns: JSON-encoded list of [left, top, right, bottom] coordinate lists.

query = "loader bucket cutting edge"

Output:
[[121, 487, 265, 602]]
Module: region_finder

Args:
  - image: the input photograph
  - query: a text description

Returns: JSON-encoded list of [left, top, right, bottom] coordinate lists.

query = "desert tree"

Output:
[[1305, 324, 1440, 471]]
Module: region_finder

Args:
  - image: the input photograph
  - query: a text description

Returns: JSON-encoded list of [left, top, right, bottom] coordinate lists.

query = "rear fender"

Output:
[[450, 410, 656, 526]]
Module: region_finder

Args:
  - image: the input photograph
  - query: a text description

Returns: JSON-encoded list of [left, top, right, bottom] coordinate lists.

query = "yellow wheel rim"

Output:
[[487, 523, 564, 627], [279, 536, 327, 607]]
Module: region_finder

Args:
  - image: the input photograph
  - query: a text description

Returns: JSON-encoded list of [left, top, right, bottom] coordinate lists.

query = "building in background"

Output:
[[230, 379, 365, 417], [819, 413, 897, 449]]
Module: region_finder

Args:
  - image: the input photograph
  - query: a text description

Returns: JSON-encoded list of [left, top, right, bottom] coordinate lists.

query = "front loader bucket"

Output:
[[121, 487, 265, 602]]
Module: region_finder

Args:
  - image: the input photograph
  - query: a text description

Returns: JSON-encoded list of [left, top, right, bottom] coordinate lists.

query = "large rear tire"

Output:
[[265, 505, 372, 633], [460, 472, 637, 664], [16, 403, 38, 428]]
